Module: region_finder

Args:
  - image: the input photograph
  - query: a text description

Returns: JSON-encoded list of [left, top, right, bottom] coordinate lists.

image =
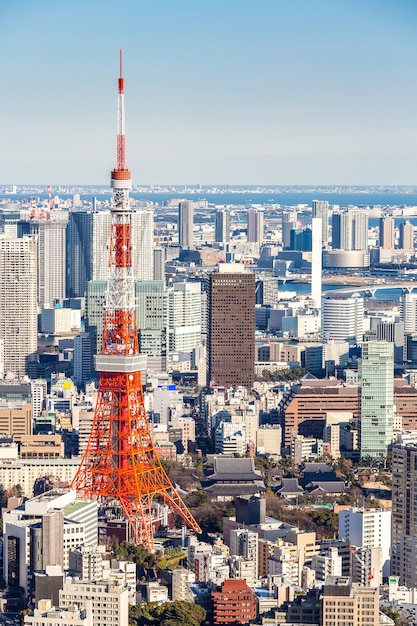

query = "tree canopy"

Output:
[[129, 600, 206, 626]]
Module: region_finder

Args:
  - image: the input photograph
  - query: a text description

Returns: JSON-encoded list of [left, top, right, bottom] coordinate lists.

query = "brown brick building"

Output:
[[212, 579, 256, 625], [280, 378, 417, 447], [207, 267, 255, 390]]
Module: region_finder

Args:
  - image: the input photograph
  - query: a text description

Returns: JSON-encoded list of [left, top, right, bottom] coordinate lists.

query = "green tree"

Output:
[[129, 601, 205, 626], [380, 605, 411, 625], [309, 510, 338, 537]]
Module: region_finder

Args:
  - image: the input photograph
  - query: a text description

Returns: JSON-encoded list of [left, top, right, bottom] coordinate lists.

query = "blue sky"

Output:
[[1, 0, 416, 185]]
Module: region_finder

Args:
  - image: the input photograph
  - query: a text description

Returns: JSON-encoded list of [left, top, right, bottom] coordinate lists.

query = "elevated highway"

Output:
[[324, 282, 417, 298]]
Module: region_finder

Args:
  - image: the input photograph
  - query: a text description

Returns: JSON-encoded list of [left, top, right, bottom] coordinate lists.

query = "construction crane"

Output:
[[47, 185, 54, 211], [348, 545, 374, 584]]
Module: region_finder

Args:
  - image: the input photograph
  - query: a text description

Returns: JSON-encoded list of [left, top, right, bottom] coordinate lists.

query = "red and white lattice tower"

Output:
[[71, 51, 201, 549]]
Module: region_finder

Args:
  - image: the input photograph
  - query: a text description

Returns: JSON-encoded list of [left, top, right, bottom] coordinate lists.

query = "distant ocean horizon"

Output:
[[4, 191, 417, 209]]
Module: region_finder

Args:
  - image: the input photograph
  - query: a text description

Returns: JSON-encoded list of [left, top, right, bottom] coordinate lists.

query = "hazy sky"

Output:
[[1, 0, 417, 186]]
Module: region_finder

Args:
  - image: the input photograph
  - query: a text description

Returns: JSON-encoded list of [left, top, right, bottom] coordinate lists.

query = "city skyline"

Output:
[[1, 0, 416, 186]]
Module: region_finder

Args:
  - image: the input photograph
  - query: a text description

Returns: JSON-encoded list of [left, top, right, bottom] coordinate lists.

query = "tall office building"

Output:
[[132, 208, 154, 281], [399, 220, 414, 252], [73, 333, 93, 386], [0, 203, 21, 237], [282, 211, 298, 248], [400, 292, 417, 333], [331, 209, 368, 251], [312, 200, 329, 246], [379, 215, 395, 249], [391, 439, 417, 587], [87, 280, 168, 370], [66, 210, 112, 298], [311, 217, 322, 309], [359, 341, 394, 459], [153, 247, 166, 281], [321, 296, 364, 344], [376, 320, 404, 363], [167, 282, 201, 353], [136, 280, 167, 370], [0, 237, 37, 378], [178, 201, 194, 249], [67, 208, 153, 297], [26, 213, 68, 307], [215, 208, 231, 244], [207, 264, 255, 389], [247, 209, 264, 244], [85, 280, 107, 356]]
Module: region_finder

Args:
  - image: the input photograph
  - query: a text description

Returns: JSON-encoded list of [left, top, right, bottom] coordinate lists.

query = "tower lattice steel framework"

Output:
[[71, 52, 201, 549]]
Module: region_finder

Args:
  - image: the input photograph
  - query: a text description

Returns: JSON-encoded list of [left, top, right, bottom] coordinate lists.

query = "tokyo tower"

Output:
[[71, 51, 201, 549]]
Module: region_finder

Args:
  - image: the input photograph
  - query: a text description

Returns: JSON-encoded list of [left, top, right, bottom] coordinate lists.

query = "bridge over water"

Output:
[[324, 282, 417, 298]]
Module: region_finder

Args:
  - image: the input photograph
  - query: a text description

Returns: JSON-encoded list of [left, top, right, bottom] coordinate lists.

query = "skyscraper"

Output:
[[153, 247, 166, 281], [379, 216, 394, 249], [400, 292, 417, 333], [399, 220, 414, 252], [312, 200, 329, 246], [132, 208, 154, 281], [85, 280, 107, 356], [167, 281, 202, 365], [247, 209, 264, 244], [321, 296, 364, 344], [136, 280, 167, 370], [215, 208, 230, 244], [67, 208, 153, 297], [0, 237, 37, 377], [26, 213, 68, 307], [331, 209, 368, 251], [282, 211, 297, 248], [391, 438, 417, 587], [207, 264, 255, 389], [359, 341, 394, 459], [178, 201, 193, 249]]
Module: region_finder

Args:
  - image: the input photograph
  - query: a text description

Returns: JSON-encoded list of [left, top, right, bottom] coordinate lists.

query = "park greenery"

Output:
[[129, 600, 206, 626]]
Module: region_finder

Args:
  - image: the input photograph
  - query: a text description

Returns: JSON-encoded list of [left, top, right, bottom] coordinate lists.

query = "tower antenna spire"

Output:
[[71, 53, 201, 549]]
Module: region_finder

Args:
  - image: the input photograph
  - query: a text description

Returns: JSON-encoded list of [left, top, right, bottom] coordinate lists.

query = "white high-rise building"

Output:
[[132, 208, 154, 281], [400, 293, 417, 334], [321, 296, 364, 344], [31, 379, 47, 419], [331, 208, 368, 251], [167, 282, 201, 353], [338, 506, 391, 578], [30, 213, 68, 307], [311, 217, 322, 309], [0, 237, 37, 377]]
